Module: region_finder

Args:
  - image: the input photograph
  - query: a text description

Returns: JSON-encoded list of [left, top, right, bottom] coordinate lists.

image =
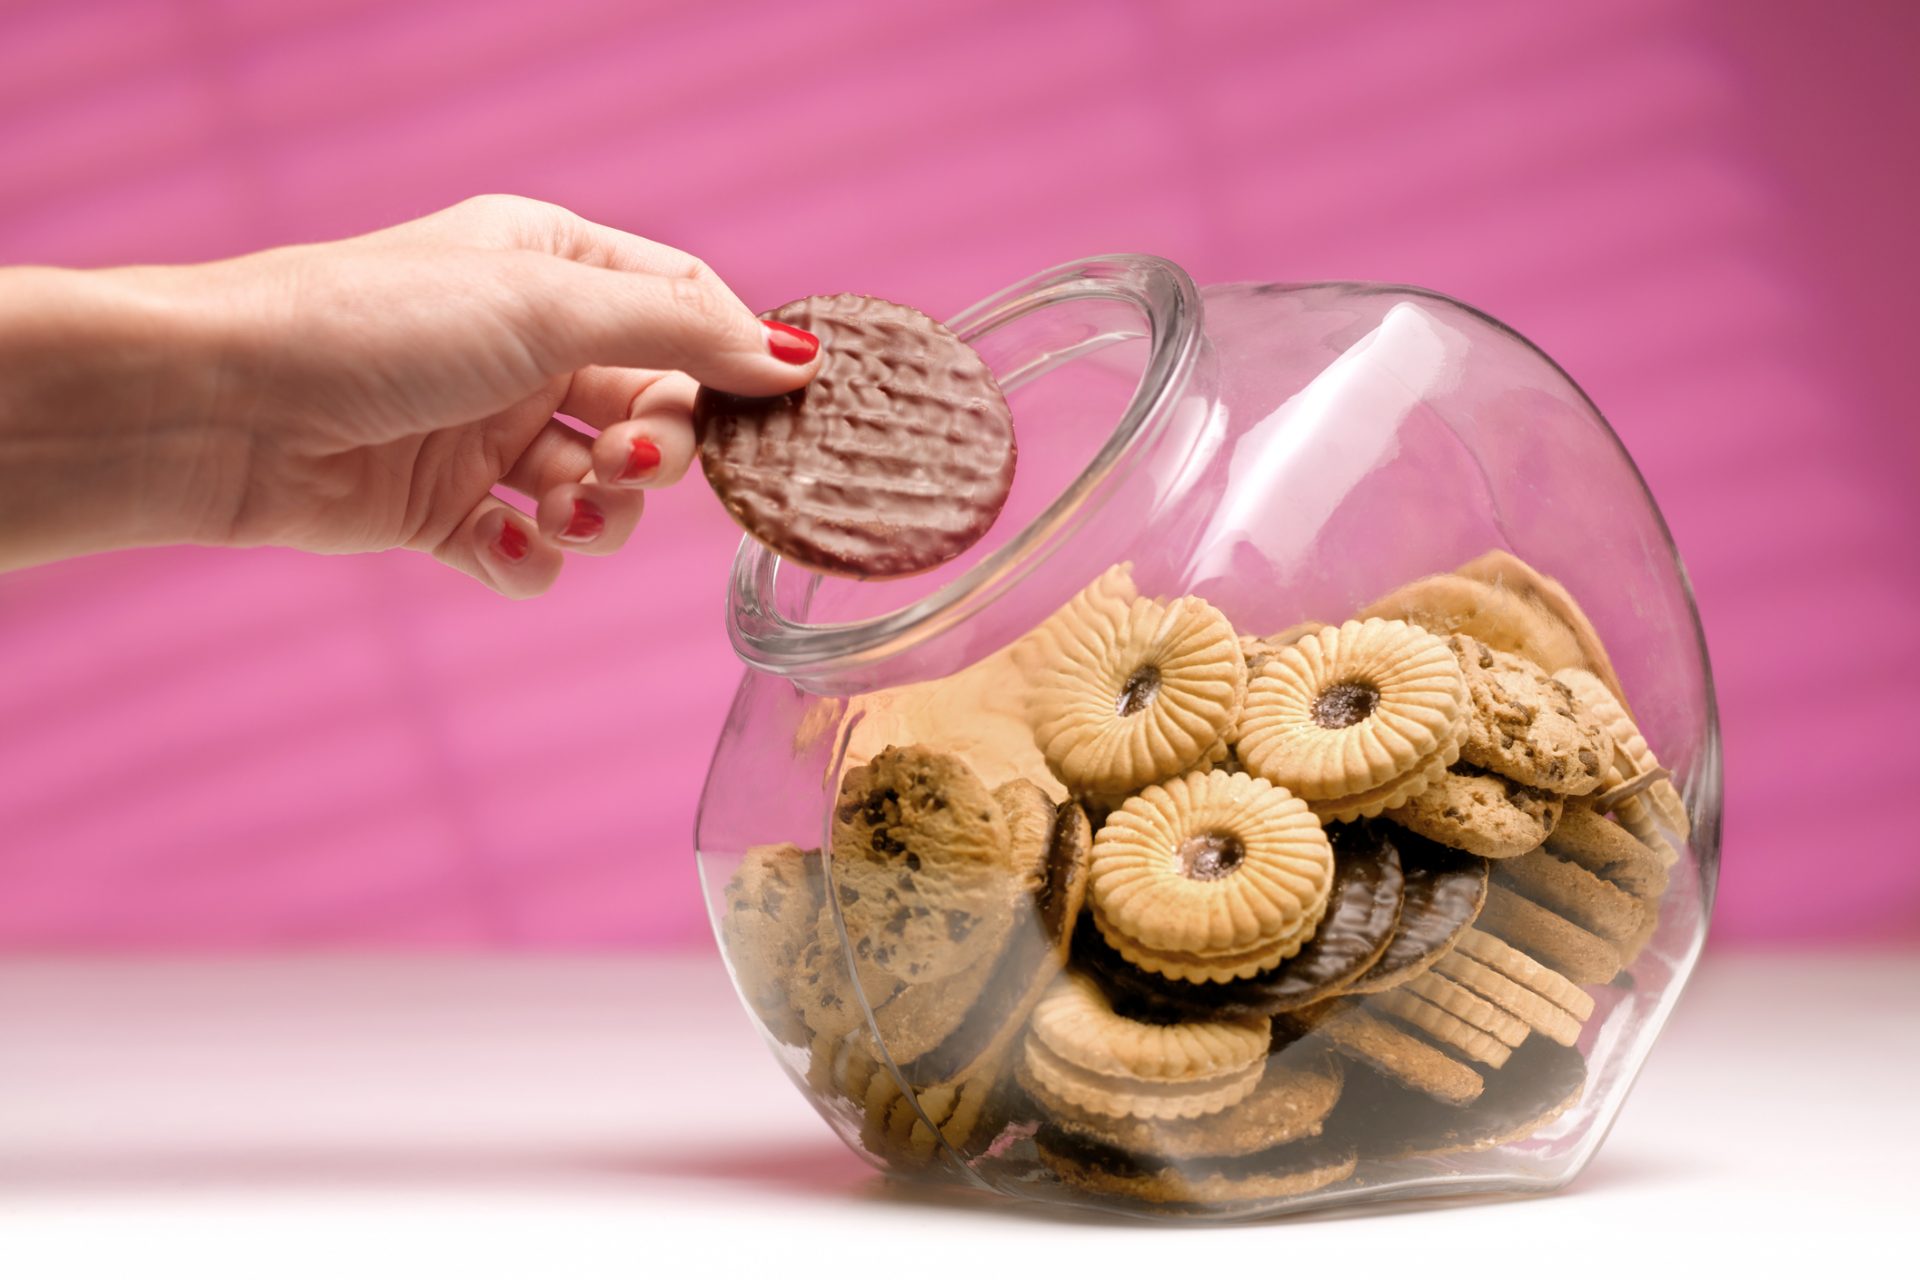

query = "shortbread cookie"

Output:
[[1239, 619, 1469, 822], [1556, 668, 1690, 840], [830, 746, 1012, 985], [1304, 1005, 1484, 1106], [1020, 576, 1246, 797], [1477, 884, 1621, 986], [1021, 972, 1269, 1120], [881, 794, 1094, 1090], [1087, 771, 1335, 983], [1344, 830, 1489, 995], [1405, 970, 1530, 1048], [1076, 818, 1404, 1018], [1384, 764, 1563, 859], [1494, 848, 1648, 949], [1452, 927, 1595, 1021], [1450, 635, 1613, 795], [720, 842, 825, 1047], [1433, 949, 1584, 1047], [1372, 987, 1514, 1069]]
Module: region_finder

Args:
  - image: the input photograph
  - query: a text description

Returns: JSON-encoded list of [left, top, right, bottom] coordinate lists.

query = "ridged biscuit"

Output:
[[1433, 950, 1585, 1047], [1453, 928, 1595, 1020], [1477, 884, 1621, 986], [1373, 987, 1515, 1068], [1088, 771, 1336, 983], [1556, 667, 1690, 841]]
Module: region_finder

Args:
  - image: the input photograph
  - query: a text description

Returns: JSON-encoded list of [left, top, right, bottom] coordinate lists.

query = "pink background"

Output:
[[2, 0, 1915, 948]]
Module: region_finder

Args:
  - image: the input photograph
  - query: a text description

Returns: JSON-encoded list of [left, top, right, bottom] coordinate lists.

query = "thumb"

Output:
[[511, 253, 821, 397]]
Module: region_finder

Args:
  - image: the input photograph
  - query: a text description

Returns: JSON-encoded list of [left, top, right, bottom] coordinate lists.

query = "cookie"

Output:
[[1074, 818, 1404, 1019], [1451, 927, 1596, 1021], [1360, 571, 1586, 689], [1334, 1035, 1587, 1160], [1020, 583, 1246, 798], [1493, 847, 1648, 949], [1432, 949, 1584, 1047], [1450, 635, 1613, 795], [694, 294, 1016, 580], [1238, 619, 1469, 822], [1477, 884, 1621, 986], [1455, 550, 1626, 708], [1303, 1004, 1484, 1106], [1034, 1127, 1357, 1209], [1022, 972, 1269, 1120], [861, 1059, 1006, 1168], [1383, 764, 1562, 859], [1556, 667, 1691, 841], [719, 842, 825, 1046], [1086, 771, 1335, 983], [1033, 1048, 1344, 1160], [881, 794, 1094, 1090], [829, 746, 1012, 985], [1371, 987, 1513, 1068], [1404, 971, 1530, 1048], [1342, 829, 1489, 995], [794, 906, 896, 1039], [841, 647, 1068, 803], [1543, 804, 1670, 902]]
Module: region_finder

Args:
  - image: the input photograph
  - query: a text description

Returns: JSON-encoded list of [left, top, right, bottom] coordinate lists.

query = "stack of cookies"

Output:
[[718, 552, 1687, 1211]]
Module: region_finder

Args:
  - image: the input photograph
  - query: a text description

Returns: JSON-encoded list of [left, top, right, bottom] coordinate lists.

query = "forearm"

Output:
[[0, 265, 244, 570]]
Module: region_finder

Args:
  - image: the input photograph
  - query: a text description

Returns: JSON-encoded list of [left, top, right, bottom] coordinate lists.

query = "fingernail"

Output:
[[764, 319, 820, 365], [617, 436, 662, 483], [560, 499, 605, 543], [494, 520, 530, 563]]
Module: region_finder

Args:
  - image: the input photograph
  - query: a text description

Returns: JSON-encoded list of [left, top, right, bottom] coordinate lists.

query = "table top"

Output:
[[2, 950, 1914, 1277]]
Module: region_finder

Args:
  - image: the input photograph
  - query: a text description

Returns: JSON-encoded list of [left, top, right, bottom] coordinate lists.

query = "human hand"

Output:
[[0, 195, 822, 595]]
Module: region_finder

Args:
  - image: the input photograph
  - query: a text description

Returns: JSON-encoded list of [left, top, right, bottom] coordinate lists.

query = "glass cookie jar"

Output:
[[695, 256, 1719, 1220]]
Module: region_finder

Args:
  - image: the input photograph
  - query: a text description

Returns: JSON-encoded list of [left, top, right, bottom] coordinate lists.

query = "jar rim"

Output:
[[726, 253, 1204, 682]]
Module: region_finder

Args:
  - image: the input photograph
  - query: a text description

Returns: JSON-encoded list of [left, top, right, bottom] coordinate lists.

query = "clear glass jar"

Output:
[[695, 256, 1719, 1220]]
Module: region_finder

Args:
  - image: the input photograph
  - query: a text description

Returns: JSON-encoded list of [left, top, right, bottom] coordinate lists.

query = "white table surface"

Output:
[[1, 950, 1914, 1278]]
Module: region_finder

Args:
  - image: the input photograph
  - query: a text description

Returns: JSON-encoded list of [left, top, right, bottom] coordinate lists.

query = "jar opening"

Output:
[[727, 255, 1203, 692]]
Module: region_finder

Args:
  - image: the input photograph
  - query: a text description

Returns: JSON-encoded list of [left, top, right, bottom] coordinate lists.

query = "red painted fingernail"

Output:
[[618, 436, 662, 482], [494, 520, 529, 563], [561, 499, 605, 543], [764, 319, 820, 365]]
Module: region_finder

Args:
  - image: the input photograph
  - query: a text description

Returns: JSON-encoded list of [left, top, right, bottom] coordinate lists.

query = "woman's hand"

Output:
[[0, 195, 820, 595]]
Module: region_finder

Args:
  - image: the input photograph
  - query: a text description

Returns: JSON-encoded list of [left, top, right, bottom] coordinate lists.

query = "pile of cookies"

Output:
[[719, 551, 1688, 1211]]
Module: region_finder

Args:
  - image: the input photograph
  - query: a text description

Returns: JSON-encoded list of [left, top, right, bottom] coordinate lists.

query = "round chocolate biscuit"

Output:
[[1074, 820, 1405, 1018], [1342, 829, 1490, 995], [694, 294, 1017, 580]]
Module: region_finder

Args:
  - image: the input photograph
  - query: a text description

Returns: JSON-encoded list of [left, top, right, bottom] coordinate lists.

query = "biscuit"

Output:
[[1555, 668, 1691, 841], [1020, 579, 1246, 798], [1238, 619, 1469, 822], [1087, 771, 1336, 983], [861, 1060, 1006, 1168], [1494, 848, 1648, 949], [794, 906, 897, 1039], [1360, 571, 1587, 684], [1023, 972, 1270, 1120], [1073, 818, 1404, 1019], [1451, 635, 1614, 795], [1433, 949, 1584, 1047], [1451, 927, 1595, 1020], [882, 795, 1094, 1090], [1034, 1128, 1357, 1209], [1371, 987, 1514, 1069], [1033, 1049, 1344, 1161], [1303, 1004, 1484, 1106], [1405, 970, 1530, 1048], [719, 842, 825, 1047], [1333, 1036, 1587, 1160], [1544, 803, 1670, 901], [1454, 550, 1626, 708], [1384, 764, 1564, 859], [1342, 829, 1489, 995], [1477, 884, 1621, 986], [830, 746, 1013, 985], [694, 294, 1016, 580]]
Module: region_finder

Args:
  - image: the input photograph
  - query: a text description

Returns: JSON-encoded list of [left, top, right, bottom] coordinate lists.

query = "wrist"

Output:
[[0, 265, 246, 569]]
